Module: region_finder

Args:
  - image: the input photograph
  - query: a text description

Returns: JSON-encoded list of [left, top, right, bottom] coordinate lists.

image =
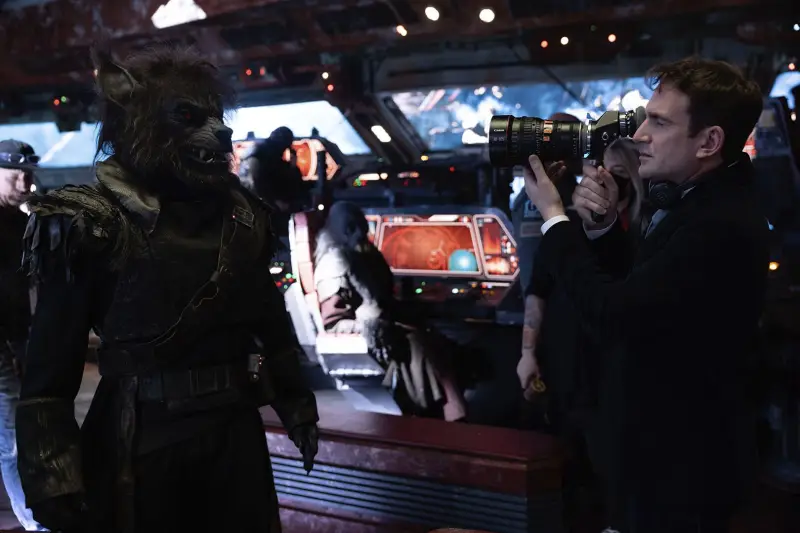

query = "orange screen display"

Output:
[[380, 223, 480, 274]]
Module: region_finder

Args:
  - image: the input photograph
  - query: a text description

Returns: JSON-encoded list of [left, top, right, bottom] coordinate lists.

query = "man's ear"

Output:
[[696, 125, 725, 160], [90, 46, 140, 107]]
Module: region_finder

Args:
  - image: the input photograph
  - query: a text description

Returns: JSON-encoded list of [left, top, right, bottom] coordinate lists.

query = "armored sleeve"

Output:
[[16, 187, 118, 505]]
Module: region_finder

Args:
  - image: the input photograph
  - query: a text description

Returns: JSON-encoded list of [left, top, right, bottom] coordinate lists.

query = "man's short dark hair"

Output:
[[646, 57, 763, 161]]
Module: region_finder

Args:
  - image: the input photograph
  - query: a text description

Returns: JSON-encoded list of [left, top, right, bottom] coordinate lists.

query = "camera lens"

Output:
[[489, 115, 585, 167]]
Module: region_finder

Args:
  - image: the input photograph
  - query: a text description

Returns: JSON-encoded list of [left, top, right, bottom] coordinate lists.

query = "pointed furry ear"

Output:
[[90, 46, 140, 106]]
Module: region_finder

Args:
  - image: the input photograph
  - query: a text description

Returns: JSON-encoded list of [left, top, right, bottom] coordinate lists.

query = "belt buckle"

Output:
[[248, 353, 264, 383]]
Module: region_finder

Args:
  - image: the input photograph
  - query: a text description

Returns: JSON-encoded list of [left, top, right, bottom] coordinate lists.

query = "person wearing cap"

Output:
[[0, 139, 42, 531]]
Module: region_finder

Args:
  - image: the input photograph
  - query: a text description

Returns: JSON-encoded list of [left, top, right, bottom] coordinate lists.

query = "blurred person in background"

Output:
[[517, 137, 644, 531], [0, 139, 42, 531]]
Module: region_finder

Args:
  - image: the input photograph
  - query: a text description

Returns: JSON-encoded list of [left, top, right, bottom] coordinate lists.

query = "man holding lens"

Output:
[[523, 58, 768, 532], [0, 139, 42, 531]]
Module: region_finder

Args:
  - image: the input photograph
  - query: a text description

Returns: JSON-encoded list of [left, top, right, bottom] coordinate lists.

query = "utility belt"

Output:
[[98, 346, 270, 405]]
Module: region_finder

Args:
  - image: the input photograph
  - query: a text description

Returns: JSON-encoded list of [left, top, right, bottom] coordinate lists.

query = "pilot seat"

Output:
[[285, 210, 403, 415]]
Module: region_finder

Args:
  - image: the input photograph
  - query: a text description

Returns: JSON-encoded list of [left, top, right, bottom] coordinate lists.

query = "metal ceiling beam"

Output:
[[0, 0, 773, 90]]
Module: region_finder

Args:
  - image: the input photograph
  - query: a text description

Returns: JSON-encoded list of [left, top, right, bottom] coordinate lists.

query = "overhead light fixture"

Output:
[[560, 36, 569, 45], [789, 62, 796, 71], [321, 72, 329, 80], [479, 9, 495, 23], [371, 125, 392, 143], [769, 261, 779, 271], [425, 6, 440, 21], [326, 84, 335, 92], [794, 23, 799, 31], [540, 40, 548, 48], [151, 0, 207, 29], [608, 34, 617, 43], [396, 24, 408, 36]]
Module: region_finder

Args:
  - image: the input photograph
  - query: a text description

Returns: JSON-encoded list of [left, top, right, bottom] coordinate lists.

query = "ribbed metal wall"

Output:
[[272, 456, 564, 533]]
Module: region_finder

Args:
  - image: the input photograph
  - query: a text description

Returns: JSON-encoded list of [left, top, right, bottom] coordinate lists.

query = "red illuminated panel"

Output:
[[474, 215, 519, 280], [743, 128, 756, 160], [282, 138, 341, 181], [230, 140, 257, 175], [379, 218, 481, 276]]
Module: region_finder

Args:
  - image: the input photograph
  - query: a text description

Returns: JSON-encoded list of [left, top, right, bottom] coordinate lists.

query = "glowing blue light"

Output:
[[448, 250, 479, 272]]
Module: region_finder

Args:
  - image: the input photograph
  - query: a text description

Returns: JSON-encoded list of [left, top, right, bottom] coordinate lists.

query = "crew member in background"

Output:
[[242, 126, 310, 236], [0, 140, 42, 531], [524, 57, 767, 533], [517, 137, 644, 531]]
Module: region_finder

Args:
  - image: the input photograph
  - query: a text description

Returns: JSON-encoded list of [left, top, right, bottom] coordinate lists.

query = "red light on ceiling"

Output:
[[327, 84, 335, 92], [245, 68, 252, 76], [540, 40, 548, 48], [449, 166, 455, 172], [259, 66, 266, 76], [53, 99, 60, 106]]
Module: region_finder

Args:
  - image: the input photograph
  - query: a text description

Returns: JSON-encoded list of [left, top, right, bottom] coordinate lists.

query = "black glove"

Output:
[[289, 424, 319, 474], [31, 493, 85, 532]]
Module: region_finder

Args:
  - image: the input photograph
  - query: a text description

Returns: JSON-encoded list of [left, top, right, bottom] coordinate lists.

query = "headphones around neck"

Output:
[[647, 158, 741, 210], [647, 180, 692, 210]]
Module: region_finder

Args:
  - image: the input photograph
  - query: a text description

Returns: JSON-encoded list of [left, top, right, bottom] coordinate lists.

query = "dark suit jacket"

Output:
[[535, 154, 769, 514]]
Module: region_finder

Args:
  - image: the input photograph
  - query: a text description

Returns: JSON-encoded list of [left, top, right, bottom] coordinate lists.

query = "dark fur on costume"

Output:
[[91, 44, 238, 190]]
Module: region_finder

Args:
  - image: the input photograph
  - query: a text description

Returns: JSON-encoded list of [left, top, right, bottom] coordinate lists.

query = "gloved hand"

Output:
[[363, 319, 394, 363], [31, 493, 86, 532], [289, 423, 319, 474]]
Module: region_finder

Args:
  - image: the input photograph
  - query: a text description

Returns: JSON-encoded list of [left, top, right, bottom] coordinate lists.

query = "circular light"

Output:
[[769, 261, 779, 271], [395, 24, 408, 36], [53, 99, 60, 106], [540, 40, 548, 48], [420, 155, 429, 161], [425, 6, 440, 21], [479, 8, 495, 23], [326, 84, 334, 92], [560, 36, 569, 45], [790, 63, 796, 71], [608, 34, 617, 43], [317, 204, 325, 211], [794, 23, 800, 31], [245, 68, 252, 76], [321, 72, 329, 80], [259, 66, 266, 76]]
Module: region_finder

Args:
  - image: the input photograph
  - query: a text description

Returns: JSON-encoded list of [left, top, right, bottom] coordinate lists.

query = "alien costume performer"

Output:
[[15, 47, 319, 533]]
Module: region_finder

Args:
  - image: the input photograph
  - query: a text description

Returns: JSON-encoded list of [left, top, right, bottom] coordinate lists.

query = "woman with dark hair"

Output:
[[314, 202, 467, 421]]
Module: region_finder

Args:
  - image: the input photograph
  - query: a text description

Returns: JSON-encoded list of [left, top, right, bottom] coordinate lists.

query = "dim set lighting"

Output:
[[540, 40, 548, 48], [420, 154, 429, 161], [789, 63, 796, 71], [769, 261, 779, 271], [371, 125, 392, 143], [317, 204, 325, 211], [395, 24, 408, 37], [791, 111, 797, 122], [608, 34, 617, 43], [259, 66, 266, 76], [245, 68, 252, 76], [560, 36, 569, 45], [794, 23, 799, 31], [425, 6, 440, 21], [326, 84, 335, 92], [479, 8, 495, 23], [321, 72, 329, 80]]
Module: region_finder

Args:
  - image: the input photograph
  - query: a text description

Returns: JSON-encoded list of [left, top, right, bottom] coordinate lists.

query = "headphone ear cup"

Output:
[[648, 182, 682, 210]]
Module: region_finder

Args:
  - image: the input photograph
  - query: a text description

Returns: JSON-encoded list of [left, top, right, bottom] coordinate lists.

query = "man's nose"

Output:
[[633, 122, 650, 143]]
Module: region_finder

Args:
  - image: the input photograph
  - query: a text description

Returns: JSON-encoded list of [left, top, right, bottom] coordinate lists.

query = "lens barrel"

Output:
[[489, 115, 585, 167]]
